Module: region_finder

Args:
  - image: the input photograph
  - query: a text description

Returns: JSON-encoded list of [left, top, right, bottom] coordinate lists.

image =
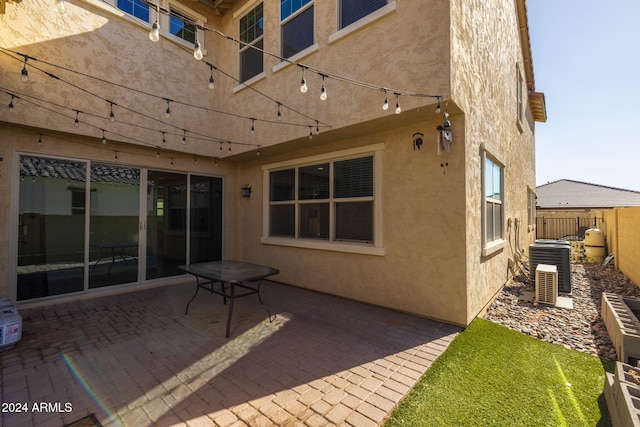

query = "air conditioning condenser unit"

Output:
[[535, 264, 558, 306]]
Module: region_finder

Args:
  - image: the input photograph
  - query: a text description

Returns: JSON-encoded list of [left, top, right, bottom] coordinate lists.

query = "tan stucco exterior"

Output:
[[0, 0, 543, 326]]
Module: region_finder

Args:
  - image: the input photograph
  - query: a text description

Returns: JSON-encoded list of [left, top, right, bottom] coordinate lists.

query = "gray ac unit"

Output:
[[529, 243, 572, 293]]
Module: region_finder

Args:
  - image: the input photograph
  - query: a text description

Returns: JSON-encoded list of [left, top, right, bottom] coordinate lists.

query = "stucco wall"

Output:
[[603, 207, 640, 287], [450, 0, 538, 323], [230, 116, 469, 325]]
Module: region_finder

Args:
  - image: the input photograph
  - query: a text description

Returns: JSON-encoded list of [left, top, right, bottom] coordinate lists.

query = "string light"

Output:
[[74, 110, 80, 127], [382, 90, 389, 111], [8, 95, 14, 112], [257, 145, 261, 156], [320, 75, 327, 101], [114, 151, 119, 162], [208, 66, 215, 89], [436, 97, 441, 114], [162, 131, 166, 145], [101, 129, 106, 144], [54, 0, 66, 15], [315, 121, 320, 135], [300, 67, 308, 93], [109, 101, 115, 122], [182, 129, 186, 144], [170, 157, 174, 166], [251, 118, 255, 135], [164, 98, 171, 118], [21, 58, 29, 83], [228, 141, 231, 153], [194, 154, 198, 164], [193, 37, 203, 61], [309, 126, 313, 139], [38, 134, 43, 145], [156, 147, 160, 158], [277, 103, 281, 121], [219, 142, 223, 153], [395, 93, 401, 114], [149, 5, 160, 42]]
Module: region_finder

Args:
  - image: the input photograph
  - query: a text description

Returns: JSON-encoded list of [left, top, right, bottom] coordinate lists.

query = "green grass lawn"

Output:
[[384, 318, 614, 427]]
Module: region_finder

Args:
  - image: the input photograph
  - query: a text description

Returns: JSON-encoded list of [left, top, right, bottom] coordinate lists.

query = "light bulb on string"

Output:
[[309, 127, 313, 139], [149, 22, 160, 42], [38, 134, 43, 146], [170, 158, 174, 166], [395, 93, 401, 114], [320, 75, 327, 101], [208, 66, 215, 89], [21, 58, 29, 83], [382, 91, 389, 111], [114, 151, 119, 162], [165, 99, 171, 118], [257, 145, 261, 156], [277, 103, 282, 121], [109, 102, 115, 122], [156, 148, 160, 158], [162, 131, 166, 145], [219, 142, 223, 153], [101, 129, 107, 145], [74, 110, 80, 127], [316, 121, 320, 135], [251, 118, 255, 135], [228, 142, 231, 153], [436, 97, 441, 114], [182, 129, 186, 144], [8, 95, 14, 112], [194, 155, 198, 165], [193, 38, 203, 61], [149, 5, 160, 42], [300, 67, 308, 93], [54, 0, 66, 15]]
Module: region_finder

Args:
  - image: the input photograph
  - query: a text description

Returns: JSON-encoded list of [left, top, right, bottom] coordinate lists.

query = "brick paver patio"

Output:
[[1, 281, 460, 426]]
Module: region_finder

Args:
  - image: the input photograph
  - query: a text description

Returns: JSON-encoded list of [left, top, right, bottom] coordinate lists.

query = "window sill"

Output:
[[272, 44, 320, 74], [233, 72, 267, 93], [261, 236, 385, 256], [482, 239, 507, 257], [329, 1, 397, 45]]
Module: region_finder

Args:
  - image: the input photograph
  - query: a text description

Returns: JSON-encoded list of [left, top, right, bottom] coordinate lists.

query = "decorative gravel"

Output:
[[484, 262, 640, 360]]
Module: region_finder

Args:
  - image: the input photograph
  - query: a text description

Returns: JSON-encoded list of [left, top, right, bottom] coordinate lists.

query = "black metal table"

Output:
[[178, 260, 279, 337]]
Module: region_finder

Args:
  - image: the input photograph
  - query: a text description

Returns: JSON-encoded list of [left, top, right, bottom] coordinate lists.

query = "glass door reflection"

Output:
[[88, 163, 140, 288], [17, 156, 87, 300], [146, 171, 187, 280]]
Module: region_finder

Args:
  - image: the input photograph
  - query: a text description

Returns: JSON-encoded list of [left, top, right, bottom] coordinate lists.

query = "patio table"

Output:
[[178, 260, 279, 337]]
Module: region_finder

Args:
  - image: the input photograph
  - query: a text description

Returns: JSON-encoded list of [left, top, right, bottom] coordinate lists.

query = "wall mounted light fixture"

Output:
[[241, 185, 251, 198]]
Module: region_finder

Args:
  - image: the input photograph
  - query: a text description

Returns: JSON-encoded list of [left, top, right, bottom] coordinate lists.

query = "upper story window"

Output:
[[239, 3, 264, 83], [113, 0, 203, 46], [516, 64, 524, 129], [117, 0, 149, 22], [339, 0, 387, 29], [170, 8, 197, 44], [281, 0, 314, 58]]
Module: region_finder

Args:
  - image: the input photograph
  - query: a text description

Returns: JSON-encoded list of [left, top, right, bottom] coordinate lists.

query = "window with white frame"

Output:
[[339, 0, 387, 29], [239, 3, 264, 83], [281, 0, 314, 58], [117, 0, 149, 22], [517, 64, 524, 127], [484, 154, 504, 246], [268, 155, 374, 244], [113, 0, 203, 46], [170, 8, 197, 44], [527, 187, 536, 228]]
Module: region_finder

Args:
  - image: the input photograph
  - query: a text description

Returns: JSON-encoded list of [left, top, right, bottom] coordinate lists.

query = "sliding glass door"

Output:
[[88, 163, 140, 289], [16, 154, 223, 301], [17, 156, 87, 300]]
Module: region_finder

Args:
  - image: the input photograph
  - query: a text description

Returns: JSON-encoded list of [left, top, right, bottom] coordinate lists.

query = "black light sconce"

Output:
[[241, 184, 251, 198]]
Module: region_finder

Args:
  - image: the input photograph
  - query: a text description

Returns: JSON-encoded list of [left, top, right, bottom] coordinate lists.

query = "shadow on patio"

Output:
[[1, 281, 460, 427]]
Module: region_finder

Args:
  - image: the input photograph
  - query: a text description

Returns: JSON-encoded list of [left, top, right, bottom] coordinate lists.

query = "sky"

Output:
[[527, 0, 640, 191]]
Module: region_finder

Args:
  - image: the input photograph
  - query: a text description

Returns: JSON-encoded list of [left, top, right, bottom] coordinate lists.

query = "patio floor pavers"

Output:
[[0, 281, 460, 426]]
